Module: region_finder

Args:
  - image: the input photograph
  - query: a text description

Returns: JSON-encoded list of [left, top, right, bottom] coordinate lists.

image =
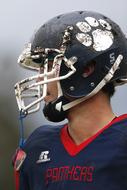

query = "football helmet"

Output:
[[15, 11, 127, 122]]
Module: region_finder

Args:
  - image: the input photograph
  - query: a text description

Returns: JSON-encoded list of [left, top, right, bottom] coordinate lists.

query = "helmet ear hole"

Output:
[[82, 61, 96, 78]]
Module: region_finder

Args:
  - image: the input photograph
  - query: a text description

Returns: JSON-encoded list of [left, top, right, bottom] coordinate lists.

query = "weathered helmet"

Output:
[[15, 11, 127, 122]]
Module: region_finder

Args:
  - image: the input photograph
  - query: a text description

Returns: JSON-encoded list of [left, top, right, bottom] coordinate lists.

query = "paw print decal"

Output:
[[76, 17, 114, 51]]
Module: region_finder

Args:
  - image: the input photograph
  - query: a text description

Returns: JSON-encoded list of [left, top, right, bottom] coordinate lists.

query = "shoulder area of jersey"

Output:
[[22, 124, 64, 148], [29, 124, 64, 138], [112, 114, 127, 133]]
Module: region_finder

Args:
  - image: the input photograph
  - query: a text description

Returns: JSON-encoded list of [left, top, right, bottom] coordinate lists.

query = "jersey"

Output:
[[14, 114, 127, 190]]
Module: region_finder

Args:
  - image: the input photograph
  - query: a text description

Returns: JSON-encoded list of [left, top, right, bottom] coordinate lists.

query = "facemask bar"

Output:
[[15, 25, 76, 115], [15, 64, 47, 115], [15, 51, 77, 115]]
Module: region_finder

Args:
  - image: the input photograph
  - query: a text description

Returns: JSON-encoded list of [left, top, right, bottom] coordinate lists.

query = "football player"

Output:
[[13, 11, 127, 190]]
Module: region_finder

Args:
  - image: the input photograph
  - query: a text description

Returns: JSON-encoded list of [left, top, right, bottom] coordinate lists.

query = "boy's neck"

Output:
[[67, 92, 116, 145]]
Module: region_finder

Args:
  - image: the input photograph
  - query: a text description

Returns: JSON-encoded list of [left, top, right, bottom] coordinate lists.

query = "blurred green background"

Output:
[[1, 0, 127, 189]]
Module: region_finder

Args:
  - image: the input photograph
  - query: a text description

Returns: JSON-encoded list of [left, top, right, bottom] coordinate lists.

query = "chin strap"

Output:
[[43, 96, 69, 122]]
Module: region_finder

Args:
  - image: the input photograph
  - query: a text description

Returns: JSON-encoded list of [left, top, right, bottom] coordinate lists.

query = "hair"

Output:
[[102, 82, 115, 98]]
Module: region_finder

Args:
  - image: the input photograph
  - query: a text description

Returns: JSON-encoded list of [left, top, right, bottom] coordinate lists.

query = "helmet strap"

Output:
[[62, 54, 123, 111]]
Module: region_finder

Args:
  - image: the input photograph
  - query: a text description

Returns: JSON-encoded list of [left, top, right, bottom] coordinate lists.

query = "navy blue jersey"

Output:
[[14, 114, 127, 190]]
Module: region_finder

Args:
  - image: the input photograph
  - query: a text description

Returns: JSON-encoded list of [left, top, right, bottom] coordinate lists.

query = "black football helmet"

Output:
[[15, 11, 127, 122]]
